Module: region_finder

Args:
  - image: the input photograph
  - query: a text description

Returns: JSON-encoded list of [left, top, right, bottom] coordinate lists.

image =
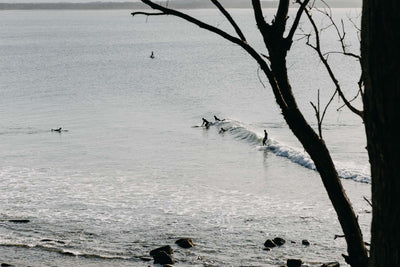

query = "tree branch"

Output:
[[132, 0, 243, 47], [251, 0, 270, 38], [131, 11, 164, 17], [310, 99, 322, 138], [363, 196, 372, 207], [314, 6, 361, 60], [210, 0, 247, 42], [275, 0, 289, 35], [304, 8, 364, 119], [321, 88, 338, 125], [286, 0, 311, 48]]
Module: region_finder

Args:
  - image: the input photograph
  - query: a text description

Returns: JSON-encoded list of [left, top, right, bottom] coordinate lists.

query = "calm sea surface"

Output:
[[0, 8, 370, 266]]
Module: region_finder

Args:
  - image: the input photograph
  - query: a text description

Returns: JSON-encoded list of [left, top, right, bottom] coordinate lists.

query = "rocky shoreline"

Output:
[[136, 236, 340, 267]]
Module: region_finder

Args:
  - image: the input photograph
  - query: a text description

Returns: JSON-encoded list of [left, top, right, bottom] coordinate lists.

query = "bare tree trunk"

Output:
[[264, 32, 368, 266], [361, 0, 400, 266], [282, 107, 368, 267]]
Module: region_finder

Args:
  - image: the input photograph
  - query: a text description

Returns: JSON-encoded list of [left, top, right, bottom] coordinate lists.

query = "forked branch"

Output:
[[315, 4, 361, 60], [310, 88, 337, 138], [286, 0, 311, 47], [304, 8, 364, 119]]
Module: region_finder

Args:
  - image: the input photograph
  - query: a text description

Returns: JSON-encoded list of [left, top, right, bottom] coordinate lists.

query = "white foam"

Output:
[[220, 119, 371, 184]]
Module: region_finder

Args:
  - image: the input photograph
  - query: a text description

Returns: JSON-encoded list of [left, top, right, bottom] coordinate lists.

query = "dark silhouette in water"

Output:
[[214, 115, 225, 122], [262, 129, 268, 145], [150, 51, 155, 59], [201, 118, 210, 128], [219, 127, 227, 134], [51, 127, 62, 132]]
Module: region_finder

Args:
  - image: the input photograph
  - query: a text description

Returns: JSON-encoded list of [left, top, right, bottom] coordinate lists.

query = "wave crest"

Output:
[[213, 119, 371, 184]]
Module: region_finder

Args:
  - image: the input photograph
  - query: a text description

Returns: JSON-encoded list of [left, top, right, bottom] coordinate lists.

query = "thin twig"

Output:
[[257, 66, 266, 88], [363, 196, 372, 207], [304, 8, 363, 118]]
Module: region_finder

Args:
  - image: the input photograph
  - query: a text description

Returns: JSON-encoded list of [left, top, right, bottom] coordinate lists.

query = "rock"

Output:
[[264, 239, 277, 248], [273, 237, 286, 246], [321, 262, 340, 267], [140, 256, 153, 262], [263, 247, 271, 251], [8, 219, 30, 223], [153, 251, 174, 265], [287, 258, 302, 267], [149, 245, 174, 256], [1, 263, 14, 267], [175, 238, 194, 248], [302, 239, 310, 246], [163, 265, 174, 267]]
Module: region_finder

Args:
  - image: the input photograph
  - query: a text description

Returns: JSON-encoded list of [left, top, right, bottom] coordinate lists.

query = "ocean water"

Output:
[[0, 8, 370, 266]]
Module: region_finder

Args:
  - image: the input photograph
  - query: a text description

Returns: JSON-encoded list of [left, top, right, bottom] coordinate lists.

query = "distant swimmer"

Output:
[[214, 115, 225, 122], [51, 127, 62, 132], [150, 51, 155, 59], [262, 129, 268, 146], [219, 127, 227, 134], [201, 118, 211, 127]]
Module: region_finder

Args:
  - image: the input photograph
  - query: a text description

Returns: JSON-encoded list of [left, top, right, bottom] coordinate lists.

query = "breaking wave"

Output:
[[211, 119, 371, 184]]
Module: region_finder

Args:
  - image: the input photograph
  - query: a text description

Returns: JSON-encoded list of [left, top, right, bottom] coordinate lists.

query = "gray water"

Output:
[[0, 8, 370, 266]]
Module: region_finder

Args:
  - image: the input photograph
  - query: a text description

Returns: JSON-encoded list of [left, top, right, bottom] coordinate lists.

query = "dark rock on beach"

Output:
[[8, 219, 30, 223], [287, 258, 303, 267], [273, 237, 286, 246], [150, 245, 175, 265], [149, 245, 174, 256], [1, 263, 14, 267], [302, 239, 310, 246], [153, 251, 174, 265], [321, 262, 340, 267], [175, 238, 195, 248], [264, 239, 277, 248]]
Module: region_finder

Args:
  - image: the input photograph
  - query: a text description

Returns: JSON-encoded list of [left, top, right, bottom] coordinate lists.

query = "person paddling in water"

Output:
[[52, 127, 62, 132], [262, 129, 268, 145], [201, 118, 211, 128], [214, 115, 225, 122]]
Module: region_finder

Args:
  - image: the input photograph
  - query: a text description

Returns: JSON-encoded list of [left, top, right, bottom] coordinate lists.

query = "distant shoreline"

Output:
[[0, 1, 361, 10]]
